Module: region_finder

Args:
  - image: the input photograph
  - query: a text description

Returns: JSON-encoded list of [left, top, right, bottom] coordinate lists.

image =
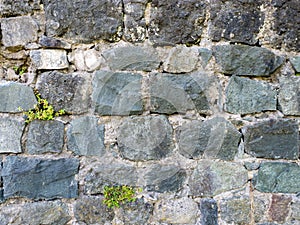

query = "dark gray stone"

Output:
[[199, 48, 213, 68], [39, 35, 71, 49], [117, 115, 174, 161], [2, 156, 79, 199], [36, 71, 91, 114], [0, 0, 40, 16], [26, 120, 64, 154], [213, 45, 284, 76], [92, 71, 143, 116], [102, 46, 160, 71], [0, 189, 3, 203], [225, 76, 277, 114], [67, 116, 105, 156], [189, 160, 248, 197], [74, 196, 114, 224], [149, 0, 207, 45], [199, 198, 218, 225], [0, 82, 37, 113], [176, 117, 241, 160], [42, 0, 123, 42], [209, 0, 264, 45], [144, 164, 186, 193], [243, 119, 299, 159], [0, 118, 24, 153], [255, 162, 300, 193]]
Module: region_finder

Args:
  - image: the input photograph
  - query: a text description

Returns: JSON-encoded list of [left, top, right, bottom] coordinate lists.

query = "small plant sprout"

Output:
[[13, 65, 27, 75]]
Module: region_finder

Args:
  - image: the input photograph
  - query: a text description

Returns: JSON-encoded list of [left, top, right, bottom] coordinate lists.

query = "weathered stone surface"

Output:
[[0, 82, 37, 112], [92, 71, 143, 116], [118, 115, 174, 161], [291, 198, 300, 221], [209, 0, 264, 45], [144, 164, 186, 193], [36, 71, 91, 114], [69, 48, 103, 72], [0, 0, 40, 16], [213, 45, 284, 76], [38, 35, 71, 49], [30, 49, 69, 70], [0, 201, 71, 225], [74, 196, 114, 224], [255, 162, 300, 193], [243, 119, 299, 159], [102, 46, 160, 71], [176, 117, 241, 160], [199, 198, 218, 225], [27, 120, 64, 154], [290, 56, 300, 72], [42, 0, 123, 42], [149, 0, 206, 45], [1, 16, 38, 47], [199, 48, 212, 68], [225, 76, 277, 114], [2, 156, 79, 199], [278, 76, 300, 115], [67, 116, 105, 156], [189, 160, 248, 197], [253, 192, 270, 224], [268, 194, 292, 223], [0, 118, 24, 153]]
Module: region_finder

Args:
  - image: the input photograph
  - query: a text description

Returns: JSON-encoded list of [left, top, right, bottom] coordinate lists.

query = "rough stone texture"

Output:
[[144, 164, 186, 193], [176, 117, 241, 160], [291, 199, 300, 221], [74, 196, 114, 224], [102, 46, 160, 71], [199, 198, 218, 225], [67, 116, 105, 156], [152, 197, 199, 224], [213, 45, 284, 76], [26, 120, 65, 154], [149, 0, 207, 45], [253, 192, 270, 224], [243, 119, 299, 159], [0, 82, 37, 112], [117, 115, 174, 161], [38, 35, 71, 49], [92, 71, 143, 116], [0, 0, 40, 16], [255, 162, 300, 193], [30, 49, 69, 70], [0, 118, 24, 153], [42, 0, 123, 42], [225, 76, 277, 114], [199, 48, 213, 68], [1, 16, 38, 47], [278, 76, 300, 115], [0, 201, 71, 225], [290, 56, 300, 72], [2, 156, 79, 199], [189, 160, 248, 197], [70, 48, 103, 72], [209, 0, 264, 45], [268, 194, 292, 224], [36, 71, 91, 114]]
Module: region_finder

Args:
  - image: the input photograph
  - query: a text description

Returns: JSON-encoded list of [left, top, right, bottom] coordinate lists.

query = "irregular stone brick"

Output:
[[213, 45, 284, 76], [189, 160, 248, 197], [38, 35, 71, 49], [290, 56, 300, 72], [117, 115, 174, 161], [255, 162, 300, 193], [70, 48, 103, 71], [1, 16, 38, 47], [42, 0, 123, 42], [36, 71, 91, 114], [67, 116, 105, 156], [30, 49, 69, 70], [27, 120, 64, 154], [0, 0, 40, 16], [291, 199, 300, 221], [199, 48, 213, 68], [92, 71, 143, 116], [0, 82, 37, 112], [243, 119, 299, 159], [225, 76, 277, 114], [199, 198, 218, 225], [253, 192, 270, 223], [0, 118, 24, 153], [149, 0, 207, 45], [102, 46, 160, 71], [2, 156, 79, 199], [268, 194, 292, 223]]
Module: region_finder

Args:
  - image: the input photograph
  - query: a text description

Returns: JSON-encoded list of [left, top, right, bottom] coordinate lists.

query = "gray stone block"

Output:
[[268, 194, 292, 224], [290, 56, 300, 72], [0, 0, 40, 16], [39, 35, 71, 49], [30, 49, 69, 70], [243, 119, 299, 160], [92, 71, 143, 116], [213, 45, 284, 76], [117, 115, 174, 161], [200, 199, 218, 225], [26, 120, 64, 154], [0, 82, 37, 113], [199, 48, 213, 68], [2, 156, 79, 200], [225, 76, 277, 114], [67, 116, 105, 156]]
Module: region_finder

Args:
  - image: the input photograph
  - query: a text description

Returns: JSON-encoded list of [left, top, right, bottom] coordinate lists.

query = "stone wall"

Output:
[[0, 0, 299, 224]]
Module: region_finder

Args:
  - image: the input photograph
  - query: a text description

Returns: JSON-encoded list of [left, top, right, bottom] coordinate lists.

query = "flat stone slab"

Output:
[[38, 35, 71, 49], [243, 119, 299, 159], [200, 199, 218, 225], [30, 49, 69, 70], [2, 156, 79, 199]]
